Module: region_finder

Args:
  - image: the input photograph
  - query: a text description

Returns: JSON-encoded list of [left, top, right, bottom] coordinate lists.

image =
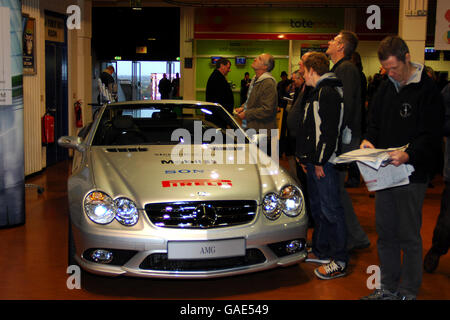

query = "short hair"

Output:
[[378, 36, 410, 63], [244, 72, 249, 76], [339, 30, 359, 57], [215, 58, 231, 69], [303, 52, 330, 76], [281, 71, 288, 77], [106, 65, 115, 73], [262, 53, 275, 72]]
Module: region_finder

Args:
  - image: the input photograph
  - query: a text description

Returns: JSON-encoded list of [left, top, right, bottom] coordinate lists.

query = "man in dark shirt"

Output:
[[361, 36, 444, 300], [240, 72, 251, 105], [206, 58, 234, 114], [158, 74, 172, 100], [327, 30, 370, 252]]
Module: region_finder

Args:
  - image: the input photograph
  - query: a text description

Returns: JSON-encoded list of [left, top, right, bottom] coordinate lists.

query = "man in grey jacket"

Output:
[[235, 53, 278, 156]]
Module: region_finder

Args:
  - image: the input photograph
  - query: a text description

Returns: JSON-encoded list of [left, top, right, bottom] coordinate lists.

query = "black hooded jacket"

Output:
[[296, 73, 344, 166], [365, 67, 444, 183]]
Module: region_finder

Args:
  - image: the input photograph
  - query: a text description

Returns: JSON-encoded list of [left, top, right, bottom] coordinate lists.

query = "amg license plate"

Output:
[[168, 238, 245, 260]]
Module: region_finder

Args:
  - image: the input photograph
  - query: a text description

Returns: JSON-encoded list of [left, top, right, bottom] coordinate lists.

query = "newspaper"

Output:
[[333, 145, 415, 192]]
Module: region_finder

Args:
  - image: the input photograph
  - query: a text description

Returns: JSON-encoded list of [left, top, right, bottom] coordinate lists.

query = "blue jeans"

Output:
[[306, 162, 349, 264]]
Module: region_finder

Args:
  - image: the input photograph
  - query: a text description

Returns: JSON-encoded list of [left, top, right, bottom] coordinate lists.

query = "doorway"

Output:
[[44, 12, 68, 166]]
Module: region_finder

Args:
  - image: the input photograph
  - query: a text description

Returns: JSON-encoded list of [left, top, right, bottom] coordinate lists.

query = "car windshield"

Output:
[[91, 103, 249, 146]]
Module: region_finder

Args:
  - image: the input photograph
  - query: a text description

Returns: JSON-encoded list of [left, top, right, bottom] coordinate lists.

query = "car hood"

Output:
[[88, 145, 292, 207]]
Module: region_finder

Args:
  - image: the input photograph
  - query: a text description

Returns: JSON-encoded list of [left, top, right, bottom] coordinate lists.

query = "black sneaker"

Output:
[[361, 289, 399, 300], [424, 248, 441, 273]]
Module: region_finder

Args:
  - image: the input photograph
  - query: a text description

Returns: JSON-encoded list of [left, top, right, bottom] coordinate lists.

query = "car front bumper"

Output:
[[71, 218, 308, 279]]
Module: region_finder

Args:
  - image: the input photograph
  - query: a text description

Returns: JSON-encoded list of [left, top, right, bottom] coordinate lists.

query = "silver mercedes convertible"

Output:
[[59, 100, 308, 279]]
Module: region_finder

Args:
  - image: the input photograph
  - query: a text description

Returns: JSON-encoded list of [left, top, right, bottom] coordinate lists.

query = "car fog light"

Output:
[[286, 240, 301, 254], [91, 249, 113, 264]]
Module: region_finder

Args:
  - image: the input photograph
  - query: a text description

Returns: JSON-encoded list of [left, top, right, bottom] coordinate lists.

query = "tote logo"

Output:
[[66, 5, 81, 30]]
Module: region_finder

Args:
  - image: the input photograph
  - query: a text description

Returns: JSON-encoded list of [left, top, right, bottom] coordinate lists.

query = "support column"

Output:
[[398, 0, 428, 64], [69, 0, 92, 130], [180, 7, 195, 100]]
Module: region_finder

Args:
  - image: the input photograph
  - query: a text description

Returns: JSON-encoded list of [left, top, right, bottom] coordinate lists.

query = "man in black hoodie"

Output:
[[361, 36, 444, 300], [296, 52, 348, 280]]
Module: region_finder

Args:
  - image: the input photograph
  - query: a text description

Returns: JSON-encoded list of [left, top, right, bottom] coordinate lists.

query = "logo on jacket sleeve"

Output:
[[400, 103, 412, 118]]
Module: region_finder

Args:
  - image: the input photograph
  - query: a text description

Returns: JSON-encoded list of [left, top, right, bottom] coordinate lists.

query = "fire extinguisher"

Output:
[[42, 112, 55, 144], [74, 100, 83, 128]]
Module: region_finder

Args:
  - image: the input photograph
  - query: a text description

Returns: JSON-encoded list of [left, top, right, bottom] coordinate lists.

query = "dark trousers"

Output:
[[339, 136, 369, 249], [430, 182, 450, 255], [375, 182, 428, 297], [306, 162, 348, 264]]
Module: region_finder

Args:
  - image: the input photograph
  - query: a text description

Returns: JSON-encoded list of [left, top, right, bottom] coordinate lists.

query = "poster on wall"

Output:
[[0, 0, 25, 227], [23, 15, 36, 75], [0, 6, 12, 105], [434, 0, 450, 50]]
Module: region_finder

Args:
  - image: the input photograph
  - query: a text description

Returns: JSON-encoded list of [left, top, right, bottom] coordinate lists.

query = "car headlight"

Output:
[[114, 197, 139, 226], [279, 185, 303, 217], [84, 191, 116, 224], [262, 192, 282, 220]]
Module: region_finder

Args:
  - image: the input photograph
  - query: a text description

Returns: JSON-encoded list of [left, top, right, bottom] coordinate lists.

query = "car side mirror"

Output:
[[58, 136, 85, 152]]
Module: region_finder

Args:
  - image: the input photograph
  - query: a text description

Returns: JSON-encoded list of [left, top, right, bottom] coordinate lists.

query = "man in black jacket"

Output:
[[327, 30, 370, 253], [206, 58, 234, 114], [296, 52, 348, 280], [361, 36, 444, 300]]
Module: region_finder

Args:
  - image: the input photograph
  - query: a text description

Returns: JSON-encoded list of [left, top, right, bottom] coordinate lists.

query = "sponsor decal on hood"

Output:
[[162, 179, 232, 188]]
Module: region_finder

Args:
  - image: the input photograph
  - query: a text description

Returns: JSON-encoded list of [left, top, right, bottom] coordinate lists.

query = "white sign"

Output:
[[434, 0, 450, 50], [168, 238, 245, 260], [0, 7, 12, 105]]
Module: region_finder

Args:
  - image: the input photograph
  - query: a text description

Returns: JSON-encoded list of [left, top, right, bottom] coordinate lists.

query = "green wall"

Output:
[[196, 40, 289, 108]]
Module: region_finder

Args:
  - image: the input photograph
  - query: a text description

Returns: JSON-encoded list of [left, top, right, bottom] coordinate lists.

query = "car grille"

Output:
[[139, 249, 266, 271], [144, 200, 257, 229]]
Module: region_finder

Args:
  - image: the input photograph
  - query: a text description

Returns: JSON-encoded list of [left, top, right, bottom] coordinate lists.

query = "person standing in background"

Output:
[[423, 82, 450, 274], [345, 51, 368, 188], [235, 53, 278, 156], [158, 73, 172, 99], [171, 73, 180, 98], [240, 72, 251, 105], [326, 30, 370, 252], [206, 58, 234, 114]]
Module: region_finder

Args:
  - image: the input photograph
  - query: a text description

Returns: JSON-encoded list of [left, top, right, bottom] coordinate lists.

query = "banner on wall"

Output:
[[195, 7, 344, 37], [0, 0, 25, 227], [434, 0, 450, 50], [0, 6, 12, 105]]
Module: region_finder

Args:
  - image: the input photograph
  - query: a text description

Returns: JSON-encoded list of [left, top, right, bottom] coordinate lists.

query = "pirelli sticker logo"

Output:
[[162, 179, 232, 188]]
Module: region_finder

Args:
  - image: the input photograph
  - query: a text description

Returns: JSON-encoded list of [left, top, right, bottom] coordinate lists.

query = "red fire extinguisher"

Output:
[[42, 112, 55, 144], [74, 100, 83, 128]]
